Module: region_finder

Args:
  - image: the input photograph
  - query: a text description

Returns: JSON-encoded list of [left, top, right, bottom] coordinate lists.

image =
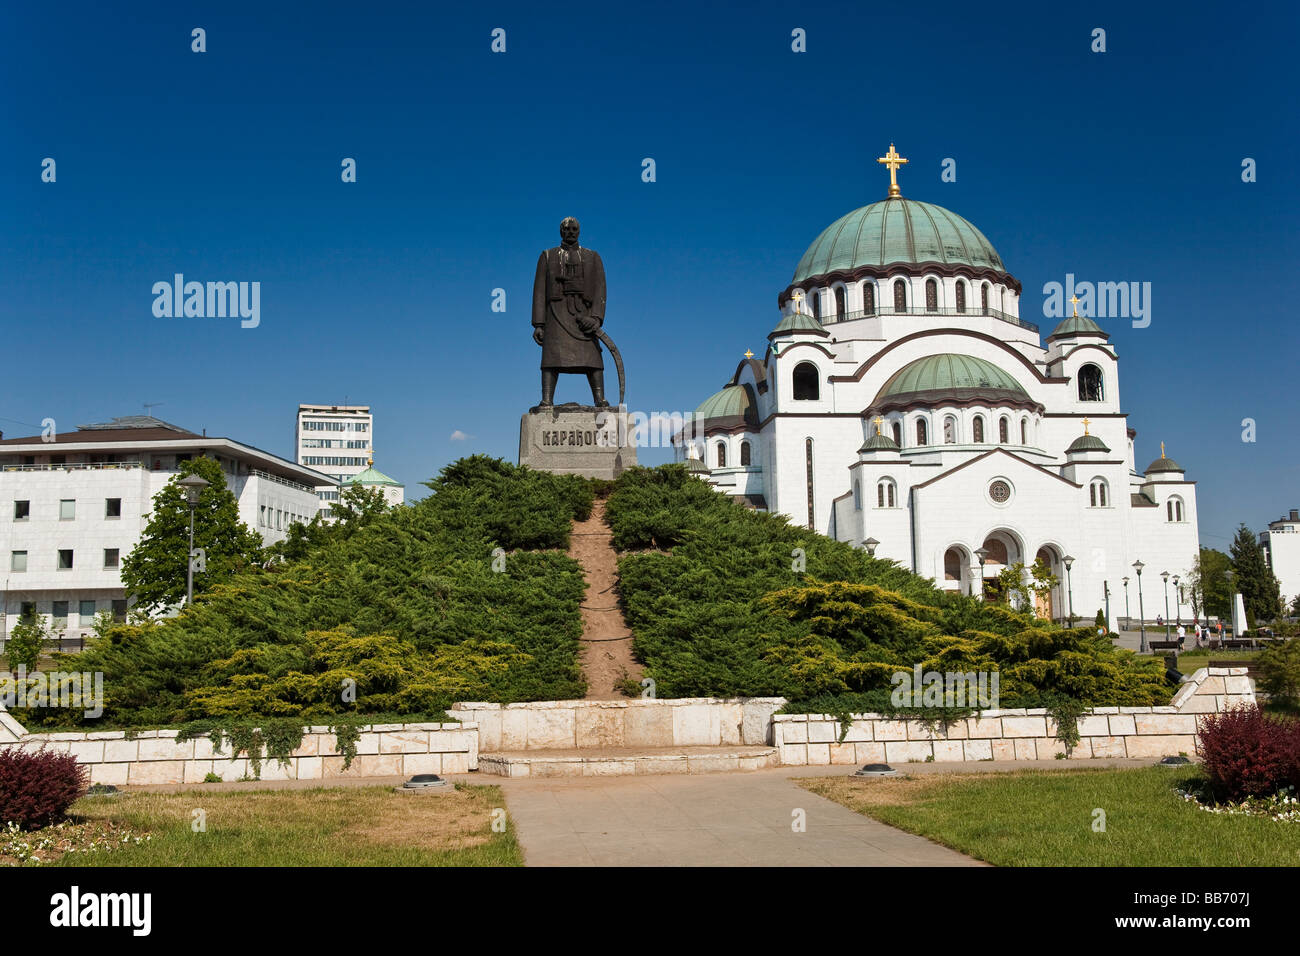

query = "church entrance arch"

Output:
[[1033, 545, 1062, 621], [942, 544, 972, 594], [978, 530, 1023, 603]]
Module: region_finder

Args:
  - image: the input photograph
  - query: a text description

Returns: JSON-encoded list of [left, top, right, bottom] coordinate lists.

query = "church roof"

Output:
[[770, 310, 827, 337], [858, 431, 900, 453], [1144, 453, 1184, 475], [1066, 433, 1110, 454], [1049, 313, 1107, 338], [876, 354, 1029, 405], [683, 456, 710, 474], [695, 384, 758, 429], [793, 198, 1005, 285], [350, 464, 403, 487]]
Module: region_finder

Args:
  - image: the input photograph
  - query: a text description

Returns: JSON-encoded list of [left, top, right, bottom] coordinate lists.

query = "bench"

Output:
[[1149, 639, 1183, 650]]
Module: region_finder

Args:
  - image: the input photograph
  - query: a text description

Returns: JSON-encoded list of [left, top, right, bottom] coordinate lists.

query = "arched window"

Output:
[[862, 282, 875, 315], [925, 278, 938, 312], [1020, 418, 1028, 445], [981, 283, 990, 314], [955, 281, 966, 313], [998, 416, 1009, 443], [716, 442, 726, 468], [891, 421, 902, 446], [853, 480, 861, 511], [740, 440, 751, 466], [1089, 478, 1109, 508], [983, 537, 1009, 564], [834, 286, 845, 319], [916, 418, 928, 446], [893, 279, 907, 313], [972, 415, 985, 443], [792, 362, 819, 401], [1167, 496, 1185, 522], [877, 478, 897, 508], [810, 291, 820, 320], [944, 548, 963, 581], [943, 415, 957, 444], [1078, 364, 1104, 401]]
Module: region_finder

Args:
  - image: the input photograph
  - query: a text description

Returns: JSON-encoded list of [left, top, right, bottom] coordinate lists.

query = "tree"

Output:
[[331, 483, 389, 529], [1187, 548, 1231, 622], [1229, 524, 1282, 627], [120, 456, 264, 612], [6, 608, 46, 671], [995, 558, 1058, 618]]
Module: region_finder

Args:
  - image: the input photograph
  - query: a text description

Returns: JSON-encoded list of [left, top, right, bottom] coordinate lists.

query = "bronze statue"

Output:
[[532, 217, 609, 407]]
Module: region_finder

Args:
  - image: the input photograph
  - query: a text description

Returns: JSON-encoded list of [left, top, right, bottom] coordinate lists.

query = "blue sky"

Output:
[[2, 0, 1296, 550]]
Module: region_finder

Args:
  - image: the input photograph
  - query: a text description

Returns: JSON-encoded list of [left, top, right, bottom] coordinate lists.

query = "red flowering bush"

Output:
[[0, 749, 89, 830], [1197, 705, 1300, 801]]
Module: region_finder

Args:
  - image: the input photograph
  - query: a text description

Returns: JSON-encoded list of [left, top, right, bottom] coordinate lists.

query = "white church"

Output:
[[677, 146, 1198, 625]]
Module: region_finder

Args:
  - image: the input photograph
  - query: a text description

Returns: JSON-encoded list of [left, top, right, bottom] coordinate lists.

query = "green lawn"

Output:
[[35, 783, 522, 867], [799, 767, 1300, 866]]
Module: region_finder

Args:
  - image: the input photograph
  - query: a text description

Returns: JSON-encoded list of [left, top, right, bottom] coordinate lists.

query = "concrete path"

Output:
[[494, 766, 981, 866]]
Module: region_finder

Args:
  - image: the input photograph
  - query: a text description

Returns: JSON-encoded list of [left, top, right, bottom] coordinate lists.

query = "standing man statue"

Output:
[[532, 217, 608, 408]]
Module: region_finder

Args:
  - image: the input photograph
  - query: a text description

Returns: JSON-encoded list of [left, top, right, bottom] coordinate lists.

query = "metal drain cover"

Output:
[[403, 774, 450, 789], [852, 763, 899, 777]]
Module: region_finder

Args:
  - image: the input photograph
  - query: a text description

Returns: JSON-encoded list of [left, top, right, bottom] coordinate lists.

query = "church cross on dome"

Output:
[[744, 348, 754, 359], [1071, 295, 1080, 318], [873, 416, 885, 435], [877, 143, 909, 198], [1082, 418, 1091, 435], [791, 290, 805, 312]]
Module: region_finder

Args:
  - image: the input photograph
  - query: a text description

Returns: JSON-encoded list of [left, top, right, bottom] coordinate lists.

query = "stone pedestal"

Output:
[[518, 405, 637, 480]]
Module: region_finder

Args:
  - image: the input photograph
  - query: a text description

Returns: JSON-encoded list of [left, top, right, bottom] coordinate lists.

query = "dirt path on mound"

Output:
[[568, 498, 643, 700]]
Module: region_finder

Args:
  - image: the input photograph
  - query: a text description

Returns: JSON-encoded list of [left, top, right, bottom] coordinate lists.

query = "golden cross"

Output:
[[873, 416, 884, 435], [1071, 295, 1080, 318], [744, 348, 754, 360], [877, 143, 908, 198], [1081, 418, 1090, 435], [1160, 441, 1166, 459], [791, 291, 804, 308]]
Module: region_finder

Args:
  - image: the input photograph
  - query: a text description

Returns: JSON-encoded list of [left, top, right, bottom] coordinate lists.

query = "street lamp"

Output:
[[1133, 560, 1146, 653], [178, 473, 209, 606], [1225, 568, 1236, 640], [1122, 576, 1130, 630], [1161, 571, 1171, 641], [1062, 555, 1075, 628], [1104, 580, 1111, 636], [864, 537, 879, 558], [1173, 574, 1181, 625], [974, 548, 988, 601]]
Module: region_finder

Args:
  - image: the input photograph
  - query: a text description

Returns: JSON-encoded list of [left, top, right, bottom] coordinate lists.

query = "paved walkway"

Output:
[[493, 766, 981, 866]]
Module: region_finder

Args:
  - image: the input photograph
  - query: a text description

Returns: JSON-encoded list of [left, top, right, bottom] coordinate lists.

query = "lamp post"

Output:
[[1122, 576, 1130, 630], [974, 548, 988, 601], [864, 537, 879, 558], [1225, 568, 1236, 640], [178, 473, 209, 606], [1173, 574, 1181, 626], [1063, 555, 1075, 628], [1161, 571, 1171, 641], [1104, 580, 1111, 637], [1133, 560, 1146, 653]]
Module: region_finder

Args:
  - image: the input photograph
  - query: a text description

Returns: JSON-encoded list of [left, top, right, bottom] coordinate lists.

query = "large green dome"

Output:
[[695, 384, 758, 429], [875, 354, 1028, 406], [793, 198, 1005, 284]]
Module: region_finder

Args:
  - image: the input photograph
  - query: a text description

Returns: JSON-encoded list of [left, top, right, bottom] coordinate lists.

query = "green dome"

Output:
[[1050, 314, 1106, 338], [1145, 454, 1184, 475], [684, 456, 710, 474], [858, 431, 900, 453], [695, 384, 758, 429], [1066, 434, 1110, 454], [350, 464, 402, 487], [771, 310, 827, 336], [793, 198, 1005, 284], [877, 354, 1027, 403]]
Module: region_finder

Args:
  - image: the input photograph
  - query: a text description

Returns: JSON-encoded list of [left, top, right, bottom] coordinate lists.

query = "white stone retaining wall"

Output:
[[448, 697, 786, 751], [0, 722, 478, 786], [775, 667, 1256, 766]]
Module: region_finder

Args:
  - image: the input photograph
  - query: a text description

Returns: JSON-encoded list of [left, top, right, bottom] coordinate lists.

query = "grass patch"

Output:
[[798, 766, 1300, 866], [40, 783, 521, 867]]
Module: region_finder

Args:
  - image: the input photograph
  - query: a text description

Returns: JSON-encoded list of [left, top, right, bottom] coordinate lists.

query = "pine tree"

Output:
[[6, 607, 47, 672], [1188, 548, 1232, 622], [120, 456, 264, 612], [1229, 524, 1282, 628]]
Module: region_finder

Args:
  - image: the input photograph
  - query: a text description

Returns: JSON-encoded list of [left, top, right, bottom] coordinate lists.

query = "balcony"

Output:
[[1, 461, 143, 472], [249, 469, 317, 494], [814, 306, 1040, 335]]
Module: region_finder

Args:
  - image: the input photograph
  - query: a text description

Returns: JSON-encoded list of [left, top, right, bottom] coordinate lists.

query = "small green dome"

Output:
[[684, 456, 710, 474], [1050, 314, 1107, 338], [1145, 454, 1184, 475], [350, 464, 402, 487], [1066, 434, 1110, 454], [877, 354, 1027, 402], [793, 198, 1004, 285], [695, 384, 758, 429], [771, 310, 826, 336], [858, 431, 900, 453]]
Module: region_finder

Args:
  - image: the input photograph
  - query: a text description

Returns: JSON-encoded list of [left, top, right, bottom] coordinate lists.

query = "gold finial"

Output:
[[1071, 295, 1080, 318], [1160, 441, 1166, 459], [877, 143, 908, 198], [791, 290, 804, 311], [873, 416, 884, 435], [744, 348, 754, 360], [1081, 417, 1090, 435], [368, 450, 375, 467]]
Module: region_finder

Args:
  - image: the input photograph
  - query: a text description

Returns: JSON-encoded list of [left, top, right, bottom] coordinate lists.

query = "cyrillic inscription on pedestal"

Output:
[[519, 406, 638, 480]]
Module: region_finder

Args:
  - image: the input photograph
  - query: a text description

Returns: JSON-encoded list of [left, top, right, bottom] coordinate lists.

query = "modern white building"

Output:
[[676, 148, 1200, 626], [295, 404, 372, 517], [1259, 510, 1300, 610], [0, 416, 330, 645]]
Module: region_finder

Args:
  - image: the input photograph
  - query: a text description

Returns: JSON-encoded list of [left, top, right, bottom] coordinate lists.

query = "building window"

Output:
[[988, 480, 1012, 504], [792, 362, 820, 401], [10, 551, 27, 573], [916, 418, 928, 446], [805, 438, 815, 530], [106, 498, 121, 518], [834, 286, 845, 319], [1089, 478, 1109, 508], [862, 283, 875, 315], [853, 480, 862, 510], [52, 601, 69, 629], [891, 421, 902, 446], [58, 549, 73, 570], [1167, 496, 1185, 522], [893, 279, 907, 313], [943, 415, 958, 444], [59, 499, 75, 520], [810, 290, 820, 320], [104, 548, 120, 569], [981, 283, 990, 313], [1020, 418, 1028, 444], [79, 599, 97, 621], [944, 548, 963, 581], [13, 500, 29, 520], [112, 599, 127, 623], [955, 281, 966, 313], [925, 278, 938, 312], [1078, 363, 1105, 401], [716, 442, 726, 468], [877, 478, 897, 508], [973, 416, 985, 443], [740, 441, 751, 466], [260, 505, 266, 526], [999, 416, 1009, 443], [20, 602, 35, 618]]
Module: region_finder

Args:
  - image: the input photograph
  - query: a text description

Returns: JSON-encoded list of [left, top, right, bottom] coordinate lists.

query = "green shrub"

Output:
[[1257, 639, 1300, 706]]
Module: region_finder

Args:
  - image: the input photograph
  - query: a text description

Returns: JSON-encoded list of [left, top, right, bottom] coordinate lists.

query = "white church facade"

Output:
[[677, 147, 1199, 625]]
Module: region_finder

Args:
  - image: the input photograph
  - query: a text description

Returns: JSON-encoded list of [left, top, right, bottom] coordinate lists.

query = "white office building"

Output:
[[295, 404, 372, 517], [0, 416, 330, 646], [1260, 510, 1300, 610]]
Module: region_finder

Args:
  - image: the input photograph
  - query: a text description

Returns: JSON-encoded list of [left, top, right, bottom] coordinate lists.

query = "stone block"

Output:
[[1091, 706, 1118, 714], [441, 752, 471, 774], [89, 762, 129, 786], [1124, 734, 1196, 759], [933, 719, 968, 740], [66, 740, 105, 762], [127, 760, 184, 785], [672, 703, 720, 746], [906, 721, 937, 741], [378, 730, 431, 754], [1108, 714, 1136, 736], [1179, 694, 1219, 714], [780, 721, 808, 744], [344, 754, 403, 777], [828, 742, 857, 765], [1066, 739, 1094, 759], [962, 739, 993, 761], [806, 743, 831, 765], [1076, 715, 1109, 737], [210, 757, 249, 781], [636, 756, 690, 774], [841, 721, 872, 742], [1224, 676, 1253, 695], [779, 744, 808, 766], [1134, 714, 1198, 736], [518, 407, 638, 479], [884, 741, 933, 763], [297, 756, 323, 780], [967, 717, 1003, 738], [932, 740, 964, 762], [583, 759, 637, 776], [807, 720, 837, 744], [1013, 738, 1038, 760], [183, 760, 215, 783], [1088, 735, 1127, 758], [874, 720, 909, 741], [990, 738, 1016, 761], [293, 734, 321, 757], [1002, 717, 1048, 738], [742, 699, 781, 744], [623, 705, 672, 748], [526, 708, 576, 749], [103, 739, 139, 762], [575, 706, 626, 748]]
